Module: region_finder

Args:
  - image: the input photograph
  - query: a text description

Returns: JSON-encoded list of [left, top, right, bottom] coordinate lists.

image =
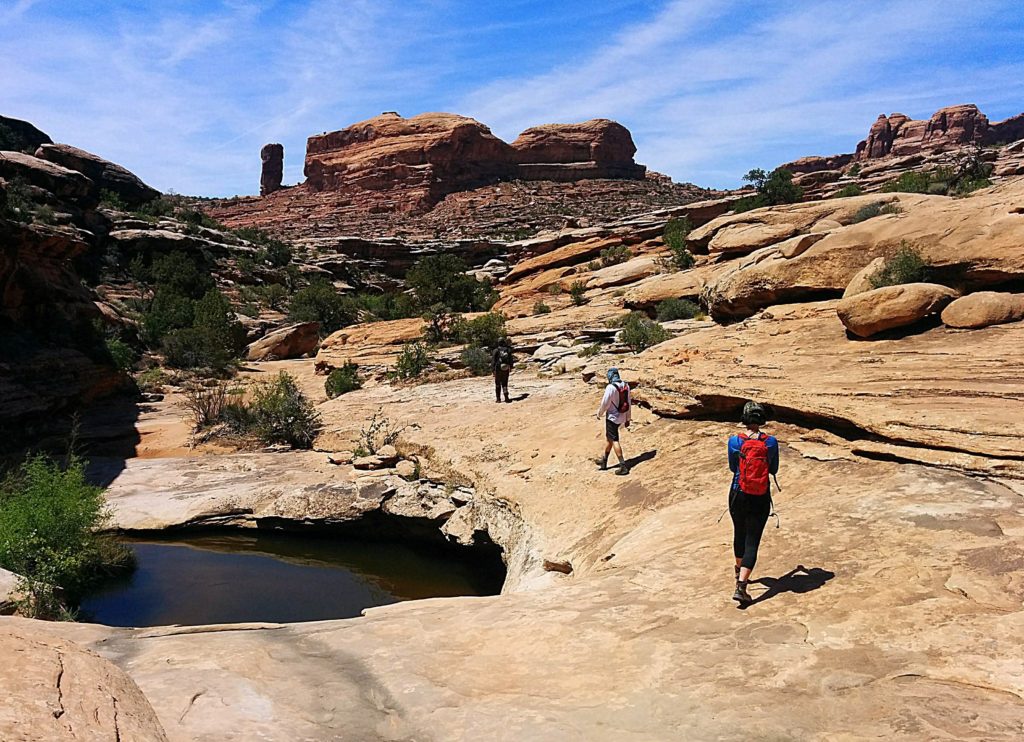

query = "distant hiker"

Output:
[[492, 337, 514, 403], [728, 401, 779, 606], [596, 367, 632, 475]]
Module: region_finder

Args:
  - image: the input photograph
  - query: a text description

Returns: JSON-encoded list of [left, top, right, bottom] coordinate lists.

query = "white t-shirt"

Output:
[[598, 382, 631, 425]]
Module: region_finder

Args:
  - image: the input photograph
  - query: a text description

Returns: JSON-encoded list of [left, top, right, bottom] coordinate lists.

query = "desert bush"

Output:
[[33, 204, 57, 224], [406, 254, 496, 312], [656, 298, 702, 321], [662, 217, 695, 270], [0, 455, 134, 618], [455, 312, 506, 348], [569, 280, 589, 306], [288, 280, 356, 335], [880, 203, 903, 216], [182, 380, 232, 430], [105, 336, 139, 372], [349, 291, 418, 321], [98, 189, 128, 211], [833, 183, 863, 198], [847, 163, 861, 177], [243, 372, 321, 448], [392, 342, 431, 380], [851, 201, 885, 223], [599, 244, 631, 267], [135, 367, 167, 393], [533, 300, 552, 315], [257, 283, 289, 311], [618, 312, 671, 353], [232, 227, 292, 267], [0, 176, 33, 222], [586, 260, 601, 272], [460, 345, 492, 376], [161, 290, 245, 371], [577, 342, 602, 358], [869, 243, 930, 289], [176, 207, 225, 230], [734, 168, 803, 212], [881, 171, 932, 194], [546, 284, 563, 295], [325, 362, 362, 398], [421, 304, 460, 344], [355, 408, 406, 456]]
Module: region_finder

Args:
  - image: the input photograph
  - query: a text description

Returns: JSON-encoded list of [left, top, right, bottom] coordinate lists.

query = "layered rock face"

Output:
[[35, 143, 159, 207], [780, 104, 1024, 200], [0, 114, 52, 153], [301, 112, 647, 214], [260, 142, 284, 196]]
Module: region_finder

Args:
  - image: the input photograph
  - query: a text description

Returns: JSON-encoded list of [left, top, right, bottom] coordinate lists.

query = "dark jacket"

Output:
[[492, 345, 513, 374]]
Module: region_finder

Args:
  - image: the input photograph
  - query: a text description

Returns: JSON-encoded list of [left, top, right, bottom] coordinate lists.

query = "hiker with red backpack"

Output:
[[728, 401, 779, 605], [491, 337, 514, 403], [596, 367, 632, 476]]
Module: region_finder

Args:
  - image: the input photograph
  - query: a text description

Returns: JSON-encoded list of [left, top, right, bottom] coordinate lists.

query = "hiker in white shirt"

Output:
[[596, 367, 631, 475]]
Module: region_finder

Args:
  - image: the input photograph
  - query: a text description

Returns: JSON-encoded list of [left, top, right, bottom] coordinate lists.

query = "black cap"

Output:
[[741, 401, 767, 425]]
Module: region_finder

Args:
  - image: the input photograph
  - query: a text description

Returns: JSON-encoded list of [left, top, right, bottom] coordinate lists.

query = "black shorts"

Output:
[[605, 418, 620, 442]]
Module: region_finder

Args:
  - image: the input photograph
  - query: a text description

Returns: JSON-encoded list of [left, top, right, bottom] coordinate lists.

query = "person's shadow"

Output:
[[507, 393, 530, 402], [743, 565, 834, 608], [622, 450, 657, 469]]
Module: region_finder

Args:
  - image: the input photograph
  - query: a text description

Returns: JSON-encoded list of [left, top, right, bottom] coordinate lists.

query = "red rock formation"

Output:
[[304, 112, 515, 212], [260, 143, 284, 196], [35, 143, 159, 207], [855, 105, 996, 161], [510, 119, 646, 181]]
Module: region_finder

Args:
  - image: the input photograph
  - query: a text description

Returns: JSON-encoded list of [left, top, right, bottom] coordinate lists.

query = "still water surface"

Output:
[[80, 532, 503, 627]]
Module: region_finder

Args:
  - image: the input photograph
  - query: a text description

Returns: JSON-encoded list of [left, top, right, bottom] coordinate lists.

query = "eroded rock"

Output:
[[941, 291, 1024, 329], [246, 322, 320, 361], [836, 283, 958, 337]]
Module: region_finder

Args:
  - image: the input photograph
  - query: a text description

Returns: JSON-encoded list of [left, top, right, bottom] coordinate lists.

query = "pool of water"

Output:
[[79, 532, 504, 627]]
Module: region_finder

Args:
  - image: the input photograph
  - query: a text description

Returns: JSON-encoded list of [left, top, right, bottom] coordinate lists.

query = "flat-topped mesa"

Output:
[[303, 112, 515, 212], [511, 119, 646, 181], [299, 112, 647, 212]]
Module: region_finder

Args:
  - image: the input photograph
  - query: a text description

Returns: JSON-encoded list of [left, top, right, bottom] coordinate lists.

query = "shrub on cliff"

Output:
[[232, 227, 293, 267], [407, 254, 496, 313], [325, 362, 362, 398], [869, 243, 931, 289], [392, 342, 431, 380], [656, 298, 703, 321], [460, 345, 492, 376], [618, 312, 671, 353], [569, 280, 589, 306], [733, 167, 803, 212], [599, 245, 631, 267], [288, 280, 356, 335], [0, 454, 134, 618], [834, 184, 863, 198], [662, 217, 695, 270], [161, 290, 246, 372]]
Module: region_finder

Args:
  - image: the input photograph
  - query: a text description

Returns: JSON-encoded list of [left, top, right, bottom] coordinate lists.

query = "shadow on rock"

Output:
[[744, 564, 835, 608], [623, 449, 657, 470]]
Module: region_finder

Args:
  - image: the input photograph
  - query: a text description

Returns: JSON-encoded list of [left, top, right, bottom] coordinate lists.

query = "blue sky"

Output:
[[3, 0, 1023, 196]]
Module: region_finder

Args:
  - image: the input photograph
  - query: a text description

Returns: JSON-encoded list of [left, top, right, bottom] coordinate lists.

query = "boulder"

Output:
[[35, 143, 159, 207], [0, 115, 52, 153], [0, 150, 92, 201], [246, 322, 320, 361], [395, 459, 418, 479], [836, 283, 958, 338], [0, 625, 168, 741], [260, 142, 284, 196], [843, 257, 885, 298], [941, 292, 1024, 329], [585, 256, 659, 289]]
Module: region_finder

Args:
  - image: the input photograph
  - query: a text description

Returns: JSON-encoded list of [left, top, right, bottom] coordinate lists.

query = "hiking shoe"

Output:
[[504, 398, 512, 403], [596, 457, 608, 471], [732, 581, 752, 606], [615, 464, 630, 476]]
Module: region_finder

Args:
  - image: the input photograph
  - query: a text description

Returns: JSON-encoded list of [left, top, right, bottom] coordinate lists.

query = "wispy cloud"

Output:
[[1, 1, 1022, 194]]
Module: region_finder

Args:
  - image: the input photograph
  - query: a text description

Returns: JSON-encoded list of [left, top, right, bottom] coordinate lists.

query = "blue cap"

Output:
[[607, 367, 621, 383]]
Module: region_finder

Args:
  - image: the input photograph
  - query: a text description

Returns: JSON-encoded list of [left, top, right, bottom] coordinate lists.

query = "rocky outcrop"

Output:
[[0, 622, 168, 741], [0, 150, 93, 202], [510, 119, 646, 181], [35, 143, 158, 207], [246, 321, 320, 361], [941, 291, 1024, 329], [0, 115, 52, 153], [260, 142, 284, 196], [836, 282, 958, 337]]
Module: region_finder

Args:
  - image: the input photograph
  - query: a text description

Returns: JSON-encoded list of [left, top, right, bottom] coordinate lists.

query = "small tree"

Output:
[[869, 243, 930, 289], [245, 372, 321, 448], [288, 280, 355, 335], [656, 298, 702, 321], [662, 217, 695, 270], [455, 312, 506, 348], [392, 342, 431, 380], [569, 280, 589, 306], [406, 254, 495, 312], [618, 312, 671, 353]]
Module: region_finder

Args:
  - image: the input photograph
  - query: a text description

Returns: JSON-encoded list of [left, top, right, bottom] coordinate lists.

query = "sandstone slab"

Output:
[[246, 322, 320, 361], [941, 291, 1024, 329]]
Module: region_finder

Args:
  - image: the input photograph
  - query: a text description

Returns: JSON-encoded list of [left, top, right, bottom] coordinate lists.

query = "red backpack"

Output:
[[738, 433, 770, 495], [613, 382, 630, 414]]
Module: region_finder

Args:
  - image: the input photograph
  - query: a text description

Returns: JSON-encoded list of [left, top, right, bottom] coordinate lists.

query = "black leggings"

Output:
[[494, 369, 509, 400], [729, 488, 771, 570]]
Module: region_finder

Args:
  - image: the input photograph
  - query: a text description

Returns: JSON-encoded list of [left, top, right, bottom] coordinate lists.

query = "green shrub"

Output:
[[135, 367, 167, 393], [288, 280, 355, 335], [569, 280, 589, 306], [161, 290, 245, 371], [833, 183, 863, 198], [460, 345, 491, 376], [105, 336, 139, 372], [880, 203, 903, 216], [257, 283, 289, 311], [348, 291, 418, 321], [656, 298, 702, 321], [952, 178, 992, 196], [243, 372, 321, 448], [618, 312, 671, 353], [176, 207, 224, 230], [455, 312, 506, 348], [134, 196, 176, 219], [0, 455, 134, 617], [406, 254, 496, 312], [577, 342, 601, 358], [599, 244, 631, 267], [33, 204, 57, 224], [851, 201, 885, 223], [735, 167, 804, 211], [325, 362, 362, 398], [0, 176, 33, 222], [847, 163, 861, 177], [421, 304, 459, 344], [881, 171, 932, 194], [533, 300, 552, 315], [142, 287, 196, 344], [586, 260, 601, 272], [233, 227, 293, 267], [392, 342, 431, 380], [663, 216, 691, 251], [869, 243, 930, 289], [98, 189, 128, 211], [546, 283, 563, 295]]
